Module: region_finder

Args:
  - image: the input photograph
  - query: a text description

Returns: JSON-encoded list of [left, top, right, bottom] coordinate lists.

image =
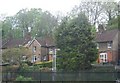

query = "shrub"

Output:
[[34, 60, 52, 68], [22, 61, 33, 66], [15, 75, 33, 81]]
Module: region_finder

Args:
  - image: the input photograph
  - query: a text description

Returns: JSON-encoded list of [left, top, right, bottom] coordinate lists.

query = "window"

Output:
[[49, 49, 53, 54], [97, 43, 99, 49], [108, 42, 112, 48], [32, 55, 37, 63], [44, 56, 47, 61], [33, 46, 37, 52], [22, 55, 27, 61], [99, 53, 107, 63]]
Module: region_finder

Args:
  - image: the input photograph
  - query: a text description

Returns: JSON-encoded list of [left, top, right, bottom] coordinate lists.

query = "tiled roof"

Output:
[[36, 37, 55, 46], [1, 38, 30, 48], [96, 29, 118, 42], [1, 36, 55, 49]]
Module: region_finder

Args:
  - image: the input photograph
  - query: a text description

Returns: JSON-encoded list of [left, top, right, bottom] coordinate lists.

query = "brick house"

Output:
[[1, 33, 55, 63], [25, 37, 55, 63], [96, 25, 120, 64]]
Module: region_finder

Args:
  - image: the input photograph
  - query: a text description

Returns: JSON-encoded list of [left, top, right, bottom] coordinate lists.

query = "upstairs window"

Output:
[[49, 49, 53, 54], [96, 43, 99, 49], [22, 55, 27, 61], [108, 42, 112, 48], [33, 46, 37, 52]]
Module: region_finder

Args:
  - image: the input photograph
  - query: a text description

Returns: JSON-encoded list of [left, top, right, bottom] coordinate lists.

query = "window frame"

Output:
[[97, 43, 99, 49], [107, 42, 112, 48], [33, 46, 37, 52]]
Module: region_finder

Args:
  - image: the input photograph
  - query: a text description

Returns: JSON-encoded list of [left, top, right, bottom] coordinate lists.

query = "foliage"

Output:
[[0, 8, 58, 39], [55, 13, 98, 71], [70, 2, 118, 25], [34, 60, 52, 68], [19, 61, 52, 72], [106, 16, 119, 30], [91, 66, 115, 72], [15, 75, 33, 81], [23, 61, 33, 66], [2, 47, 32, 65], [1, 17, 13, 39], [101, 2, 118, 21]]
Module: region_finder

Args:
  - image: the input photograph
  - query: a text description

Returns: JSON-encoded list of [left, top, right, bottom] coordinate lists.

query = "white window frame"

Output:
[[33, 46, 37, 52], [32, 55, 37, 63], [97, 43, 99, 49], [99, 53, 107, 63], [22, 55, 27, 61], [49, 49, 53, 55], [108, 42, 112, 48]]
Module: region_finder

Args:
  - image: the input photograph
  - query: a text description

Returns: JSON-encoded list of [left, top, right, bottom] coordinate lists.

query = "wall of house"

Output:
[[118, 31, 120, 61], [41, 47, 48, 61], [98, 42, 113, 63], [98, 33, 119, 64], [112, 33, 118, 51], [98, 42, 108, 51], [107, 50, 113, 62], [41, 47, 54, 61], [29, 39, 41, 62], [112, 33, 118, 64]]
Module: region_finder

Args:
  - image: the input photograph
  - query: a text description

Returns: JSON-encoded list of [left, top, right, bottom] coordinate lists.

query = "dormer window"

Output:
[[108, 42, 112, 48]]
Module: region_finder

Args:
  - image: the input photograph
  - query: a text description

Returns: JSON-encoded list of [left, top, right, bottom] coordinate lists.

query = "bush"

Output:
[[22, 61, 33, 66], [15, 75, 33, 81], [34, 60, 52, 68], [91, 66, 115, 72]]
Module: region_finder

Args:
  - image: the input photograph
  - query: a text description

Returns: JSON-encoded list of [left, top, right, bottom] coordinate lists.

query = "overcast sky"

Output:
[[0, 0, 119, 17], [0, 0, 80, 16]]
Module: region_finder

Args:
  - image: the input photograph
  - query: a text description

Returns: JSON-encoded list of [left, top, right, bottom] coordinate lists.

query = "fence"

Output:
[[2, 71, 120, 82]]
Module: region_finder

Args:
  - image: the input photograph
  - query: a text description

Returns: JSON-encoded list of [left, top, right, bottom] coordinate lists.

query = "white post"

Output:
[[52, 49, 56, 72], [54, 49, 56, 72], [52, 48, 60, 72], [52, 48, 60, 81]]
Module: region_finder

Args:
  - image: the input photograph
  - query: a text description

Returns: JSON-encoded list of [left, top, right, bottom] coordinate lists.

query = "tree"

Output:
[[71, 1, 118, 26], [102, 2, 118, 21], [2, 47, 32, 65], [70, 2, 103, 25], [55, 13, 98, 71], [1, 17, 13, 39], [15, 8, 58, 38], [106, 16, 118, 30], [0, 8, 58, 39]]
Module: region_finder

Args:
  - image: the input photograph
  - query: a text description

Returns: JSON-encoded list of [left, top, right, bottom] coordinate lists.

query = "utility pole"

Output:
[[118, 1, 120, 65], [52, 49, 56, 72], [52, 48, 60, 81]]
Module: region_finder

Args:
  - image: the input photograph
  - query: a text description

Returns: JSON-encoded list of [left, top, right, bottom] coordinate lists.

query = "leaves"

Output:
[[1, 8, 58, 39], [2, 47, 32, 64], [56, 13, 98, 71]]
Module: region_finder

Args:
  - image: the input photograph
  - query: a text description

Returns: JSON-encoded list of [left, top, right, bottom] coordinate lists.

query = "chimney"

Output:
[[98, 24, 105, 34]]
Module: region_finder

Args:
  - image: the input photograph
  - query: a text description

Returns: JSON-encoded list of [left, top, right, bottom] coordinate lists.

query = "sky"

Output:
[[0, 0, 119, 17], [0, 0, 80, 16]]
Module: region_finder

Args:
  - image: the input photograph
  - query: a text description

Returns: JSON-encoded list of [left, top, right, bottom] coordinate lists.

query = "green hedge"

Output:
[[34, 61, 52, 68], [15, 75, 33, 81]]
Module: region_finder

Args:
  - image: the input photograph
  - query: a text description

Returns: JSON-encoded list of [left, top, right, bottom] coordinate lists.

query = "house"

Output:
[[25, 37, 55, 63], [1, 33, 55, 63], [96, 24, 120, 64]]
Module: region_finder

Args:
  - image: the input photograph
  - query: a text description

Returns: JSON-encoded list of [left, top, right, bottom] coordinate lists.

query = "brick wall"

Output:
[[29, 39, 41, 62]]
